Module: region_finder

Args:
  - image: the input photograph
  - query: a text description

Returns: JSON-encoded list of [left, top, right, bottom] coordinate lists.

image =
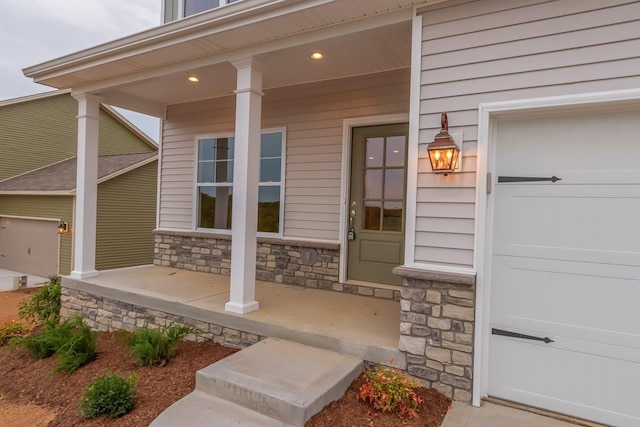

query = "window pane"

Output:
[[184, 0, 219, 17], [363, 201, 381, 230], [258, 186, 280, 233], [216, 137, 234, 161], [260, 158, 281, 183], [198, 186, 232, 229], [383, 201, 403, 232], [385, 169, 404, 199], [261, 133, 282, 158], [215, 160, 233, 183], [385, 136, 405, 167], [198, 139, 215, 161], [366, 137, 383, 167], [364, 169, 382, 199], [197, 161, 214, 183]]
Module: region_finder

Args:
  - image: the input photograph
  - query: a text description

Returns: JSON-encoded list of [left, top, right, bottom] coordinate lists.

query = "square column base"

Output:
[[69, 270, 99, 280], [225, 300, 260, 315]]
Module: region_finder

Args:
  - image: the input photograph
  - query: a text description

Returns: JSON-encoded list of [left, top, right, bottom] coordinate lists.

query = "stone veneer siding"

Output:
[[154, 230, 400, 301], [61, 287, 263, 348], [394, 266, 476, 403]]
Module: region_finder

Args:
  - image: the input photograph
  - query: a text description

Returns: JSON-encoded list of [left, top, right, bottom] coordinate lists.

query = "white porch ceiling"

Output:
[[24, 0, 440, 115]]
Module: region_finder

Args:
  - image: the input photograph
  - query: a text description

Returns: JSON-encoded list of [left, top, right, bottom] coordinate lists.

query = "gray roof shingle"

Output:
[[0, 152, 156, 192]]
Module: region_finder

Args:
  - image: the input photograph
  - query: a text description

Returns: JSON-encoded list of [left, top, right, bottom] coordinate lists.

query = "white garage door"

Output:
[[0, 217, 59, 278], [488, 108, 640, 426]]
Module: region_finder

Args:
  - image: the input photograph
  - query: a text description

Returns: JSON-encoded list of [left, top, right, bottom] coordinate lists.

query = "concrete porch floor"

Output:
[[63, 265, 405, 367]]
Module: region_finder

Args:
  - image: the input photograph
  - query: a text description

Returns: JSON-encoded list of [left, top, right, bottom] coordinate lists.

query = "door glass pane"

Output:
[[198, 186, 232, 229], [366, 137, 383, 167], [383, 201, 403, 232], [215, 160, 233, 183], [197, 161, 214, 183], [384, 169, 404, 199], [258, 186, 280, 233], [260, 158, 281, 183], [385, 136, 405, 167], [261, 133, 282, 158], [363, 201, 381, 230], [364, 169, 382, 199]]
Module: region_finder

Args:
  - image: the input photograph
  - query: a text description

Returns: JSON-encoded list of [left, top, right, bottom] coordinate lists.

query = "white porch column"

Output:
[[225, 58, 264, 314], [70, 93, 102, 279]]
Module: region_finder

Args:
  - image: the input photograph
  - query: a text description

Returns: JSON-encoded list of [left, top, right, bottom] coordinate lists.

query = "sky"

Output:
[[0, 0, 162, 141]]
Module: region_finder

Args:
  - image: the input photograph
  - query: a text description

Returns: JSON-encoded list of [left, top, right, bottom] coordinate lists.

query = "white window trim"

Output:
[[192, 127, 286, 238], [179, 0, 237, 18]]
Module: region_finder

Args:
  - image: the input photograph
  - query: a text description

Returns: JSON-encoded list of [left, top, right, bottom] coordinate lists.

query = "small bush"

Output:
[[0, 321, 26, 346], [18, 278, 61, 325], [358, 363, 424, 418], [18, 316, 98, 373], [124, 323, 199, 367], [80, 372, 137, 418]]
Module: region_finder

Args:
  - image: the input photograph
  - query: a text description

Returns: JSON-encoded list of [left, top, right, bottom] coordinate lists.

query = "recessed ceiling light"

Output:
[[310, 52, 324, 60], [186, 73, 200, 82], [393, 150, 400, 153], [368, 156, 374, 160]]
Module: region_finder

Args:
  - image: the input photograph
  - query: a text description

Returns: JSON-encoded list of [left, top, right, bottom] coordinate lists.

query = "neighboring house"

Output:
[[22, 1, 640, 425], [0, 91, 158, 277]]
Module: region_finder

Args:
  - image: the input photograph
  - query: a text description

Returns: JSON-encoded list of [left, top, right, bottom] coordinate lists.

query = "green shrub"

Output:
[[18, 279, 61, 325], [80, 372, 137, 418], [358, 363, 424, 418], [18, 316, 98, 373], [0, 321, 26, 346], [124, 324, 199, 367]]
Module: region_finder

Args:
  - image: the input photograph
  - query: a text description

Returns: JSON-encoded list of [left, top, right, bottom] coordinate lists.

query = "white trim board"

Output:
[[472, 88, 640, 408], [339, 113, 410, 284]]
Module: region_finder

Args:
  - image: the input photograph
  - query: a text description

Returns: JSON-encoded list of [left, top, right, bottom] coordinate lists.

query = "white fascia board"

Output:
[[98, 91, 167, 120], [0, 89, 70, 108], [23, 0, 335, 81]]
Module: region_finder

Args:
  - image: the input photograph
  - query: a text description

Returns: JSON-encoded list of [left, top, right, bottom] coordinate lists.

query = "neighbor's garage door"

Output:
[[488, 108, 640, 426], [0, 217, 59, 277]]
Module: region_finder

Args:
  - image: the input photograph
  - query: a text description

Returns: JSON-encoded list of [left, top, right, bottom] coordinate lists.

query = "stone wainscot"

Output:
[[154, 230, 400, 301], [394, 266, 476, 403]]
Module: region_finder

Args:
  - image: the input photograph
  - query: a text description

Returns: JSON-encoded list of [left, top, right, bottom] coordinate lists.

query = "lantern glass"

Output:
[[428, 147, 459, 172]]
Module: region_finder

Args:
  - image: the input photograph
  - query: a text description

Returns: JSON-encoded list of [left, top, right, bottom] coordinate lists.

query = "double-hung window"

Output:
[[195, 129, 285, 236]]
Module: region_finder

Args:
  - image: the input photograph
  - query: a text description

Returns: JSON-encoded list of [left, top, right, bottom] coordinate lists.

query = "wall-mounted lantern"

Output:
[[57, 221, 69, 234], [427, 113, 461, 174]]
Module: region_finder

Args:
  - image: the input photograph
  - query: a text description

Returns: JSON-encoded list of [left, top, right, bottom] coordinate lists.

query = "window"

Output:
[[183, 0, 239, 17], [195, 129, 285, 235]]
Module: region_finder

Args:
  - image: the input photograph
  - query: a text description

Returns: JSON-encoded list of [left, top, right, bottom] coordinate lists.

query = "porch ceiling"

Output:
[[23, 0, 442, 116]]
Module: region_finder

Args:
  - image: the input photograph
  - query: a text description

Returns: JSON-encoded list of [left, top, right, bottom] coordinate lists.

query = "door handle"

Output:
[[492, 328, 554, 344]]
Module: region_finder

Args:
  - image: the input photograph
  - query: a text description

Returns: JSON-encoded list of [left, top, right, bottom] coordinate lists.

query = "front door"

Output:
[[347, 124, 408, 285]]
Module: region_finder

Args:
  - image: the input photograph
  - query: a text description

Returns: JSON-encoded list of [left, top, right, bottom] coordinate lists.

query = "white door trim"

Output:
[[339, 114, 410, 284], [472, 88, 640, 407]]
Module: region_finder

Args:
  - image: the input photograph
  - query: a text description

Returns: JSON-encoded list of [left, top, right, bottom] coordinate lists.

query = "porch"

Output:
[[61, 265, 405, 368]]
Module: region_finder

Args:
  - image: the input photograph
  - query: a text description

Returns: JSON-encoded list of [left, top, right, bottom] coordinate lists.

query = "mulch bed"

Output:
[[0, 330, 450, 426]]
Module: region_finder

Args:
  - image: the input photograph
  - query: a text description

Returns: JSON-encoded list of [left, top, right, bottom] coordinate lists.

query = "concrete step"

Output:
[[150, 390, 294, 427], [196, 338, 363, 427]]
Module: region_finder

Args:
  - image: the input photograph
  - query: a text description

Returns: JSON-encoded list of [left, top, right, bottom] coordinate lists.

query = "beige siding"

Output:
[[96, 161, 158, 270], [0, 196, 73, 275], [159, 69, 410, 240], [416, 0, 640, 268], [0, 93, 155, 181]]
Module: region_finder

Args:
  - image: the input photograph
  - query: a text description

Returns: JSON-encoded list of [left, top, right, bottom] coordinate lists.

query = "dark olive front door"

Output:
[[347, 124, 408, 285]]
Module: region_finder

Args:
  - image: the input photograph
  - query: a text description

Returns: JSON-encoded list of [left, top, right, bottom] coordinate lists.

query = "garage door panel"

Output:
[[489, 337, 640, 427], [493, 185, 640, 259], [0, 217, 59, 277], [492, 256, 640, 347]]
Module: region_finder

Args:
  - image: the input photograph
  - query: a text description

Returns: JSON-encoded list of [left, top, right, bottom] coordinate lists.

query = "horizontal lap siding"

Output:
[[159, 69, 410, 241], [417, 0, 640, 268]]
